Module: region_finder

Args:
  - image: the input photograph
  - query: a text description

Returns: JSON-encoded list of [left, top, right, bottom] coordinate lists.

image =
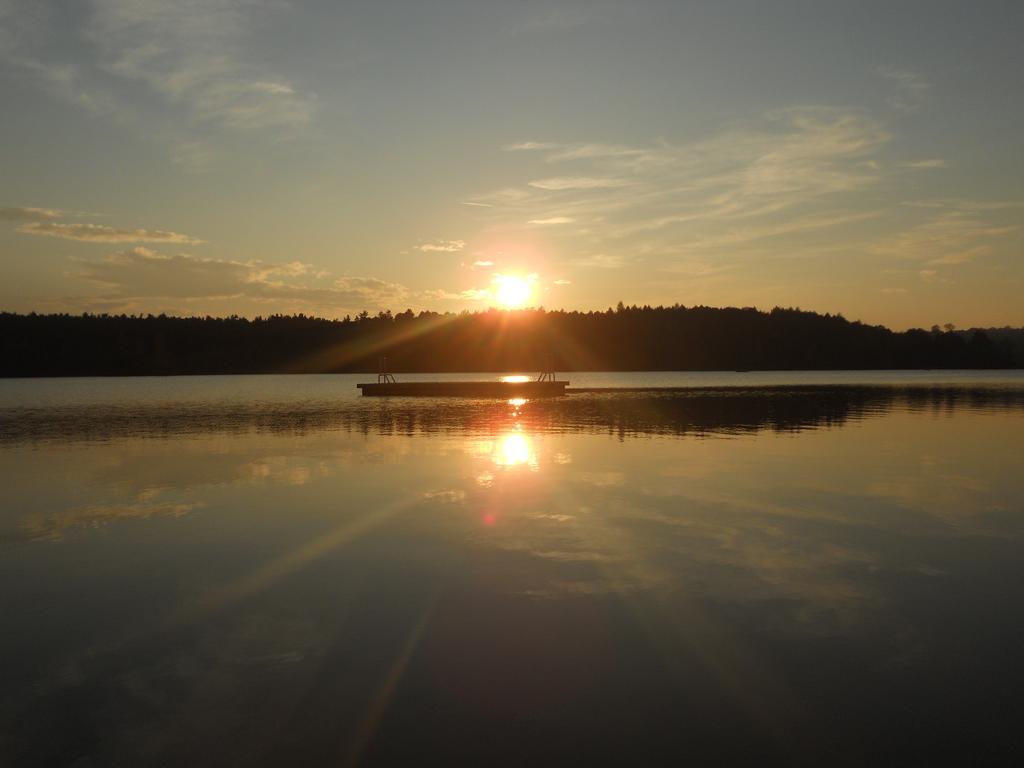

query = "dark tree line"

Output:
[[0, 305, 1018, 377]]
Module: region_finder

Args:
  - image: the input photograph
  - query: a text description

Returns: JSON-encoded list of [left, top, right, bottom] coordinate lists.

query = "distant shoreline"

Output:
[[2, 368, 1024, 380], [3, 308, 1021, 376]]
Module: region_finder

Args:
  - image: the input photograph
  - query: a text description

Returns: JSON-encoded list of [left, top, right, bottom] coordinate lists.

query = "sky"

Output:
[[1, 0, 1021, 330]]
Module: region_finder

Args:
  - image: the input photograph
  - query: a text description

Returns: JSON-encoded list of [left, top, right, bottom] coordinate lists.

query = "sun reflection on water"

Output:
[[463, 392, 541, 477], [494, 431, 535, 467], [465, 429, 539, 470]]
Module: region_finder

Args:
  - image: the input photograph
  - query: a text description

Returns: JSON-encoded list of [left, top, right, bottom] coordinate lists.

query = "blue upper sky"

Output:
[[1, 0, 1021, 328]]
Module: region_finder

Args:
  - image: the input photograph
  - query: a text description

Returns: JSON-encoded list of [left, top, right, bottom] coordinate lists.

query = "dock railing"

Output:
[[377, 356, 396, 384], [536, 355, 557, 382]]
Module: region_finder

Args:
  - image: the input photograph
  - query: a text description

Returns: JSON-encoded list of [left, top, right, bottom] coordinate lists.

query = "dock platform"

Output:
[[357, 380, 569, 397]]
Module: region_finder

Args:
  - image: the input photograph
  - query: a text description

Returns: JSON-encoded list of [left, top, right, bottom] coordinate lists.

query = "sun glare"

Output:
[[495, 432, 534, 467], [493, 274, 535, 309]]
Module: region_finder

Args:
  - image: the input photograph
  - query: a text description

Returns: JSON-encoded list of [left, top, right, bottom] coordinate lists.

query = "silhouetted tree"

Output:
[[0, 307, 1017, 377]]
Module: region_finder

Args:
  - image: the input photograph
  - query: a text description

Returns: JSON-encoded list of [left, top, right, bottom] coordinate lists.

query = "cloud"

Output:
[[553, 279, 571, 285], [249, 81, 295, 95], [504, 141, 558, 151], [528, 177, 629, 191], [69, 247, 409, 312], [878, 67, 932, 113], [507, 141, 648, 163], [658, 210, 881, 255], [416, 239, 465, 253], [248, 260, 312, 282], [0, 206, 62, 222], [75, 247, 254, 298], [528, 216, 575, 225], [869, 207, 1016, 266], [82, 0, 315, 131], [17, 221, 204, 244], [490, 106, 1018, 305], [569, 254, 626, 269], [0, 0, 315, 169], [661, 260, 736, 277], [460, 201, 493, 208], [475, 108, 894, 276], [0, 3, 126, 118], [481, 110, 889, 241], [415, 288, 467, 301], [166, 138, 218, 173], [472, 260, 494, 267], [2, 206, 204, 245]]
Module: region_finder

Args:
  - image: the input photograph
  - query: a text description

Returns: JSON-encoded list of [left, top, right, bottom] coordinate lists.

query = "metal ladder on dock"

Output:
[[536, 354, 557, 382], [377, 356, 396, 384]]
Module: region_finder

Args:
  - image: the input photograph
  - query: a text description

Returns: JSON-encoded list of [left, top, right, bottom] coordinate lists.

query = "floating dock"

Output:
[[357, 380, 569, 397]]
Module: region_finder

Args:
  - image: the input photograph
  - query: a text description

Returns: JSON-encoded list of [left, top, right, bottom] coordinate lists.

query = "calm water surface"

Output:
[[2, 373, 1023, 766]]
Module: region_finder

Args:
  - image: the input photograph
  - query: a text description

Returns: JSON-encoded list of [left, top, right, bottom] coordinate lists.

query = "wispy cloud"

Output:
[[249, 81, 295, 96], [528, 216, 575, 225], [878, 67, 932, 113], [248, 260, 312, 282], [75, 247, 253, 298], [18, 221, 204, 244], [869, 205, 1017, 266], [547, 144, 653, 163], [569, 254, 627, 269], [504, 141, 558, 152], [528, 177, 629, 191], [2, 205, 204, 244], [83, 0, 315, 132], [471, 260, 494, 267], [70, 247, 409, 312], [0, 206, 62, 222], [661, 260, 736, 277], [0, 2, 124, 118], [659, 211, 882, 256], [903, 159, 945, 169], [0, 0, 315, 170], [416, 239, 465, 253], [475, 108, 892, 274]]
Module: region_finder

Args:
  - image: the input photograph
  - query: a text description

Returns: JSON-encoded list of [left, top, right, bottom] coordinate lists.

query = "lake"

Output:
[[2, 372, 1024, 766]]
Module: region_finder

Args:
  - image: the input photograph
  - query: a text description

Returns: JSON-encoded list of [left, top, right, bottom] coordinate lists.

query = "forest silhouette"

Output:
[[1, 304, 1019, 377]]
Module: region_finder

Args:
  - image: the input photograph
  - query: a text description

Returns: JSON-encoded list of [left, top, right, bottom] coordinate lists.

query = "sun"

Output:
[[493, 273, 535, 309]]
